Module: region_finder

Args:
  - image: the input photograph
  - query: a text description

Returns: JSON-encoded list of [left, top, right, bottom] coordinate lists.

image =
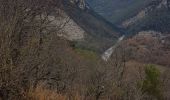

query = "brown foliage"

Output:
[[123, 33, 170, 67], [0, 0, 65, 99]]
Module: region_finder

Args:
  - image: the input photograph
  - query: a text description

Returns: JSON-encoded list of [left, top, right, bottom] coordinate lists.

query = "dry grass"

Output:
[[26, 84, 83, 100], [27, 85, 67, 100]]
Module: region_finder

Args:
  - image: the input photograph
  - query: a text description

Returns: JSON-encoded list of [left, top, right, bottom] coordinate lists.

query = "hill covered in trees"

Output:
[[0, 0, 170, 100]]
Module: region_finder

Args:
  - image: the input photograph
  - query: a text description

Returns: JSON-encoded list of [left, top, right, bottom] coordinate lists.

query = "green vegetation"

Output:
[[140, 65, 163, 100], [74, 48, 99, 61]]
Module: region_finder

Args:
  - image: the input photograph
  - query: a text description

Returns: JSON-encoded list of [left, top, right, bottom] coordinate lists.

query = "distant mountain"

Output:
[[86, 0, 153, 24], [62, 0, 170, 53], [63, 0, 124, 53], [87, 0, 170, 35], [122, 0, 170, 35]]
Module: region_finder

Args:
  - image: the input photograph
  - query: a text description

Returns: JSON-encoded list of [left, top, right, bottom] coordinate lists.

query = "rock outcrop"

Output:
[[69, 0, 88, 10]]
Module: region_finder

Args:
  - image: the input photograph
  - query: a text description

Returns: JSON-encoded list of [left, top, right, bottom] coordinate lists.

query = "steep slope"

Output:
[[62, 0, 170, 55], [122, 0, 170, 35], [52, 12, 85, 41], [86, 0, 153, 24], [63, 0, 124, 53], [86, 0, 170, 36]]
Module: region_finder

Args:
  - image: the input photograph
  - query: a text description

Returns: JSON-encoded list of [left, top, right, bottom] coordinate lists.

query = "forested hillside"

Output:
[[0, 0, 170, 100]]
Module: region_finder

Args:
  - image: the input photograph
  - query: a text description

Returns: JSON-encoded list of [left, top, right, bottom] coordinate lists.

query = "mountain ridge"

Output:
[[63, 0, 124, 53], [86, 0, 170, 35], [123, 0, 170, 35]]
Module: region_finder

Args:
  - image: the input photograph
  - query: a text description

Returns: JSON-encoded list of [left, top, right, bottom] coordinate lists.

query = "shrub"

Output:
[[140, 65, 163, 100]]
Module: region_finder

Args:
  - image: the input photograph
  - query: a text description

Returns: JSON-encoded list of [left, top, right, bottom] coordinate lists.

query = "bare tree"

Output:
[[0, 0, 72, 99]]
